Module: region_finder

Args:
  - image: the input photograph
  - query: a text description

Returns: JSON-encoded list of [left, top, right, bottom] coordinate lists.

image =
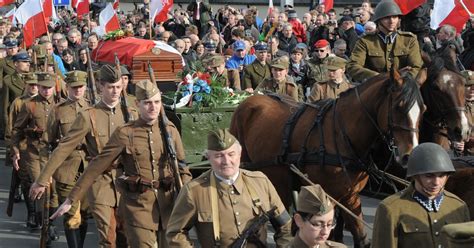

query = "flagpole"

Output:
[[149, 8, 153, 41], [459, 0, 473, 17]]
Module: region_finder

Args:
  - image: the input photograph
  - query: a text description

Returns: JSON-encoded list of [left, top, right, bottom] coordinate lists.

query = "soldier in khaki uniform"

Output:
[[0, 39, 19, 136], [306, 39, 331, 88], [166, 129, 292, 247], [30, 71, 90, 247], [372, 143, 470, 248], [30, 65, 134, 248], [5, 73, 39, 229], [347, 0, 423, 83], [207, 55, 241, 91], [307, 56, 352, 103], [242, 42, 271, 92], [289, 185, 346, 248], [256, 56, 300, 101], [51, 80, 192, 247], [11, 72, 60, 241]]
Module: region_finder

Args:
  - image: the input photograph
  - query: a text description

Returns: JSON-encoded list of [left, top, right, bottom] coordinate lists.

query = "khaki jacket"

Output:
[[47, 98, 90, 185], [68, 118, 191, 230], [166, 169, 292, 248], [256, 76, 300, 102], [287, 233, 346, 247], [347, 31, 423, 82], [37, 101, 138, 207], [307, 79, 352, 103], [243, 60, 271, 90], [372, 184, 470, 248], [306, 56, 330, 87], [2, 72, 25, 135]]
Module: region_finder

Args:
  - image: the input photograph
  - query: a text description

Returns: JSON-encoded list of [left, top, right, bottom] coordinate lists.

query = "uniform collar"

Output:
[[213, 170, 240, 186], [135, 117, 158, 128], [38, 94, 54, 104], [98, 100, 119, 113], [377, 31, 398, 44], [328, 79, 344, 89], [412, 189, 444, 212]]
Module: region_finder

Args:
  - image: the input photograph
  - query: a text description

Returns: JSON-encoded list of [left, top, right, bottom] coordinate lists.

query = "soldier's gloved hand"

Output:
[[160, 176, 175, 191], [50, 198, 73, 220], [29, 182, 46, 200]]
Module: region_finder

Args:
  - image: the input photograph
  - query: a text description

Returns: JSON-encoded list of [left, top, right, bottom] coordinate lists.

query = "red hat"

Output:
[[314, 39, 329, 48]]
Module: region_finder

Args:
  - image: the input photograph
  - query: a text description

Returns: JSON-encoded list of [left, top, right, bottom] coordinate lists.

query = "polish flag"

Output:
[[0, 0, 15, 7], [394, 0, 426, 15], [74, 0, 90, 16], [150, 0, 173, 24], [268, 0, 274, 15], [431, 0, 474, 33], [43, 0, 58, 23], [14, 0, 48, 47], [5, 7, 15, 23], [98, 3, 120, 35], [113, 0, 119, 10], [319, 0, 333, 12]]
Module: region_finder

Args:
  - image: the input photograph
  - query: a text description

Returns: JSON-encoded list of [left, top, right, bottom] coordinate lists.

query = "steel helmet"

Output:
[[406, 143, 455, 177], [373, 0, 403, 23]]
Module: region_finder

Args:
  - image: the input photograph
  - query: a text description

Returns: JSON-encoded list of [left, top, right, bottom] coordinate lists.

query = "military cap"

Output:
[[207, 128, 237, 151], [13, 52, 31, 62], [22, 73, 38, 85], [270, 56, 289, 70], [326, 56, 347, 71], [314, 39, 330, 49], [36, 72, 56, 87], [32, 44, 47, 59], [135, 79, 160, 101], [461, 70, 474, 86], [297, 185, 334, 215], [120, 65, 130, 76], [209, 55, 225, 68], [4, 39, 18, 48], [254, 41, 268, 52], [99, 64, 121, 83], [65, 71, 87, 87], [38, 55, 55, 65]]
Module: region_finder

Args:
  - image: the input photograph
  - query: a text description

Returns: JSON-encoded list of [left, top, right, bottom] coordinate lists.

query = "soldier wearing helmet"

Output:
[[346, 0, 423, 83], [372, 143, 470, 248]]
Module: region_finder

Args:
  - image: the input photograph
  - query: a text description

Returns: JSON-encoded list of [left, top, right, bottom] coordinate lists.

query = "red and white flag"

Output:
[[73, 0, 90, 17], [98, 3, 120, 35], [431, 0, 474, 33], [14, 0, 48, 47], [150, 0, 173, 24], [394, 0, 426, 15], [0, 0, 15, 7], [42, 0, 58, 23], [113, 0, 119, 10], [319, 0, 333, 12], [5, 7, 15, 23]]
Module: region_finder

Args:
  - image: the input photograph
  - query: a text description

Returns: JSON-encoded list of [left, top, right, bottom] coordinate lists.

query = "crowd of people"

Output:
[[0, 0, 474, 247]]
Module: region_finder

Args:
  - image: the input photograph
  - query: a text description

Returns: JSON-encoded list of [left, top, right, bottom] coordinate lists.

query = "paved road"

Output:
[[0, 143, 381, 248]]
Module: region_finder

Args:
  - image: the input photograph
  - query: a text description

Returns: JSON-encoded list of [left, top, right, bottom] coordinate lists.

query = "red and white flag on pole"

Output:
[[431, 0, 474, 33], [319, 0, 333, 12], [5, 7, 15, 23], [394, 0, 426, 15], [150, 0, 173, 24], [73, 0, 90, 17], [14, 0, 48, 47], [42, 0, 58, 23], [0, 0, 15, 7], [268, 0, 274, 15], [113, 0, 119, 10], [98, 3, 120, 35]]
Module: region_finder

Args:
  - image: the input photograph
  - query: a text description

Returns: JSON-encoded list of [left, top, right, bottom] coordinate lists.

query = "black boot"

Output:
[[65, 228, 81, 248], [48, 208, 60, 241], [79, 220, 88, 248], [24, 188, 40, 230]]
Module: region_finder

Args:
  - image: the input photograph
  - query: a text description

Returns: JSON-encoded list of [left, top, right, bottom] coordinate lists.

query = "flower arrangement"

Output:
[[171, 68, 249, 111]]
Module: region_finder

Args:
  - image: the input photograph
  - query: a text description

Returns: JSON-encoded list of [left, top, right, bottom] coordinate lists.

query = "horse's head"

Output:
[[421, 48, 470, 142], [374, 70, 426, 165]]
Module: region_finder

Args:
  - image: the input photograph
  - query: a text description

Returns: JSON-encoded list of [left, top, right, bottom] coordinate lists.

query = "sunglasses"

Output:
[[315, 49, 326, 52]]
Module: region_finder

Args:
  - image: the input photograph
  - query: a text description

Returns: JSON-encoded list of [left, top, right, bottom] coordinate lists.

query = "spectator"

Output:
[[77, 47, 88, 72], [225, 40, 256, 79], [338, 16, 358, 56], [278, 23, 298, 54], [243, 42, 271, 92], [268, 36, 289, 60], [56, 38, 68, 57], [364, 21, 377, 35], [355, 9, 371, 35], [332, 39, 349, 60], [187, 0, 212, 37], [288, 44, 309, 100], [67, 29, 82, 55], [61, 48, 80, 72], [193, 41, 205, 59], [287, 10, 307, 43], [87, 33, 99, 51], [309, 14, 330, 49], [306, 39, 331, 87]]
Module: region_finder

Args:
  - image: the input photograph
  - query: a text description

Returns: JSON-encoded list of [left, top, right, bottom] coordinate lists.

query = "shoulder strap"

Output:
[[209, 174, 221, 245], [241, 174, 264, 212]]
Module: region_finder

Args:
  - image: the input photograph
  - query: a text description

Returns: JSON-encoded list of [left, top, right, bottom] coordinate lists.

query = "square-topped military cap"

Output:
[[326, 56, 347, 71], [209, 55, 225, 68], [65, 70, 87, 87], [271, 56, 290, 70], [22, 72, 38, 85], [207, 128, 237, 151], [99, 64, 121, 83], [4, 39, 18, 48], [135, 79, 160, 100], [36, 72, 56, 87], [13, 52, 31, 62], [297, 185, 334, 215]]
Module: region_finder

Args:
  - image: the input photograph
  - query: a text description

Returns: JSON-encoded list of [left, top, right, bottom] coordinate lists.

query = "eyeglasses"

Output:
[[307, 220, 337, 230], [315, 49, 326, 53]]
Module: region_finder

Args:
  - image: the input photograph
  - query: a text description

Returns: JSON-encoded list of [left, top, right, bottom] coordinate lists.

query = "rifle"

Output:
[[230, 206, 277, 248], [6, 168, 20, 217], [39, 185, 50, 248], [32, 49, 38, 71], [86, 48, 99, 105], [147, 61, 183, 192], [114, 53, 133, 122]]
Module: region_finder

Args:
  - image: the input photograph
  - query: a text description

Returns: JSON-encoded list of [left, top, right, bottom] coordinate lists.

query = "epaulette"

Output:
[[55, 98, 69, 107], [444, 190, 466, 203], [241, 169, 267, 178], [398, 30, 417, 38], [187, 169, 212, 188]]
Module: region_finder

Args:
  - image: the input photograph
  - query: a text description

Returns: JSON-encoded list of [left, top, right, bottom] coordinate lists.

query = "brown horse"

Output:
[[230, 70, 425, 247]]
